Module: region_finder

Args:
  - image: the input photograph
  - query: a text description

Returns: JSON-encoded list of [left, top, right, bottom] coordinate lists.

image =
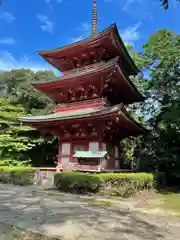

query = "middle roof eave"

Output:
[[31, 57, 120, 89], [31, 57, 144, 103]]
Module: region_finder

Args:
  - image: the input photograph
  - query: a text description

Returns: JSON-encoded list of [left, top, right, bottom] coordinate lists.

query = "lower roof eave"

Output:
[[19, 103, 148, 135], [19, 103, 122, 124]]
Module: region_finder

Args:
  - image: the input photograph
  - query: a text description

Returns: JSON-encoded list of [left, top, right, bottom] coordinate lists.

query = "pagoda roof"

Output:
[[37, 24, 139, 75], [19, 103, 147, 137], [31, 57, 144, 104]]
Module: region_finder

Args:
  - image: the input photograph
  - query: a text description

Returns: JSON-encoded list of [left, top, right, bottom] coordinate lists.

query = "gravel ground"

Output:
[[0, 184, 179, 240]]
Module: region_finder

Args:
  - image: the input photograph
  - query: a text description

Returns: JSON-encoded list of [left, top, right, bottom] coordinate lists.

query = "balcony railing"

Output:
[[62, 57, 119, 79]]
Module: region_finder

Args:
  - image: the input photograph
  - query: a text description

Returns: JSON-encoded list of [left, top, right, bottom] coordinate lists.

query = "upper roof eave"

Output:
[[37, 24, 115, 56], [113, 24, 140, 74], [36, 23, 140, 75]]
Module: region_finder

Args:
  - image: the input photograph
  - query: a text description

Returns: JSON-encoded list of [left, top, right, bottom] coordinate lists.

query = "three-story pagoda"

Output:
[[20, 0, 146, 172]]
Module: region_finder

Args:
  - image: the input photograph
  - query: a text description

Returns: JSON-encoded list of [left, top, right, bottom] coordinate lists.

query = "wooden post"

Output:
[[57, 137, 62, 170]]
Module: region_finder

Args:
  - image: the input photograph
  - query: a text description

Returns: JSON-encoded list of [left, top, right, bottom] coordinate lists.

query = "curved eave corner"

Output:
[[132, 89, 145, 103], [115, 65, 144, 103], [31, 83, 42, 91], [113, 24, 140, 75], [19, 116, 40, 123], [120, 104, 149, 134], [31, 82, 55, 91]]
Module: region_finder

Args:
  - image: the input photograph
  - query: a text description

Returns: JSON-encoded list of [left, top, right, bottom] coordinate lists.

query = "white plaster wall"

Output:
[[102, 159, 107, 169], [61, 143, 71, 155], [61, 143, 70, 168], [102, 143, 106, 151], [89, 142, 99, 152], [114, 146, 119, 158], [115, 160, 119, 169], [61, 157, 70, 168]]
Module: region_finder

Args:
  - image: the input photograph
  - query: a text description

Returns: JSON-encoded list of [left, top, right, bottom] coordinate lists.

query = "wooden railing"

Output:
[[62, 57, 119, 79]]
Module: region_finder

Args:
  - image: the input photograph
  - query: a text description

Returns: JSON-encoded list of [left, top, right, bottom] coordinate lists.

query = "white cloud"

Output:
[[80, 23, 91, 33], [0, 51, 58, 73], [0, 11, 15, 22], [123, 0, 141, 11], [70, 22, 91, 43], [0, 38, 16, 45], [44, 0, 63, 10], [123, 0, 154, 21], [70, 36, 83, 43], [37, 14, 54, 33], [44, 0, 63, 3], [119, 22, 142, 45]]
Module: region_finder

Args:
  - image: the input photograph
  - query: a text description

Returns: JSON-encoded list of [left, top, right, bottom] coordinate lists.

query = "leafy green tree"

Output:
[[0, 69, 55, 113], [0, 69, 58, 166], [0, 98, 44, 160], [129, 29, 180, 184]]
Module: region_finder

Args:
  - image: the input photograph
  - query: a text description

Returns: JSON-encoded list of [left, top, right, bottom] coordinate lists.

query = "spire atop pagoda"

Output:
[[91, 0, 98, 36]]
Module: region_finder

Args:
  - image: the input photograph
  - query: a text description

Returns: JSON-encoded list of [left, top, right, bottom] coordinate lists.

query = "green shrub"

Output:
[[0, 159, 31, 167], [0, 166, 36, 185], [98, 173, 153, 197], [54, 172, 101, 194], [153, 171, 166, 188], [105, 183, 137, 198], [54, 172, 153, 197]]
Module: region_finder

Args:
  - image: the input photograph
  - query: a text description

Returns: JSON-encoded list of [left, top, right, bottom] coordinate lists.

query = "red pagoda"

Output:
[[20, 0, 146, 172]]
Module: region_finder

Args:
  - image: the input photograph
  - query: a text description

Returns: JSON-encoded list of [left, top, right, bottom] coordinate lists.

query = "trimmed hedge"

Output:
[[54, 172, 153, 197], [54, 172, 100, 194], [0, 167, 36, 185]]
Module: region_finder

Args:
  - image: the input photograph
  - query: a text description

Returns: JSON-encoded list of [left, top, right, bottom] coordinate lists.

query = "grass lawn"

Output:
[[87, 199, 113, 207], [0, 222, 58, 240], [134, 190, 180, 215], [156, 192, 180, 211]]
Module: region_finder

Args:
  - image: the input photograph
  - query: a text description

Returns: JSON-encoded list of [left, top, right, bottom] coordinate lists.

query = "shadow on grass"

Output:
[[0, 184, 171, 239], [156, 186, 180, 195], [0, 222, 59, 240], [87, 199, 113, 207]]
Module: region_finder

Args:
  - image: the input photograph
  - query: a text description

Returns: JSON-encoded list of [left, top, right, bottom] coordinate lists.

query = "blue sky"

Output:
[[0, 0, 179, 74]]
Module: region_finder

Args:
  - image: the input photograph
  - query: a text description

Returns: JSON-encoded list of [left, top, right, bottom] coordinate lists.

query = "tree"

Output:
[[161, 0, 180, 9], [126, 29, 180, 184], [0, 69, 56, 113], [0, 98, 43, 161], [0, 69, 58, 166]]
